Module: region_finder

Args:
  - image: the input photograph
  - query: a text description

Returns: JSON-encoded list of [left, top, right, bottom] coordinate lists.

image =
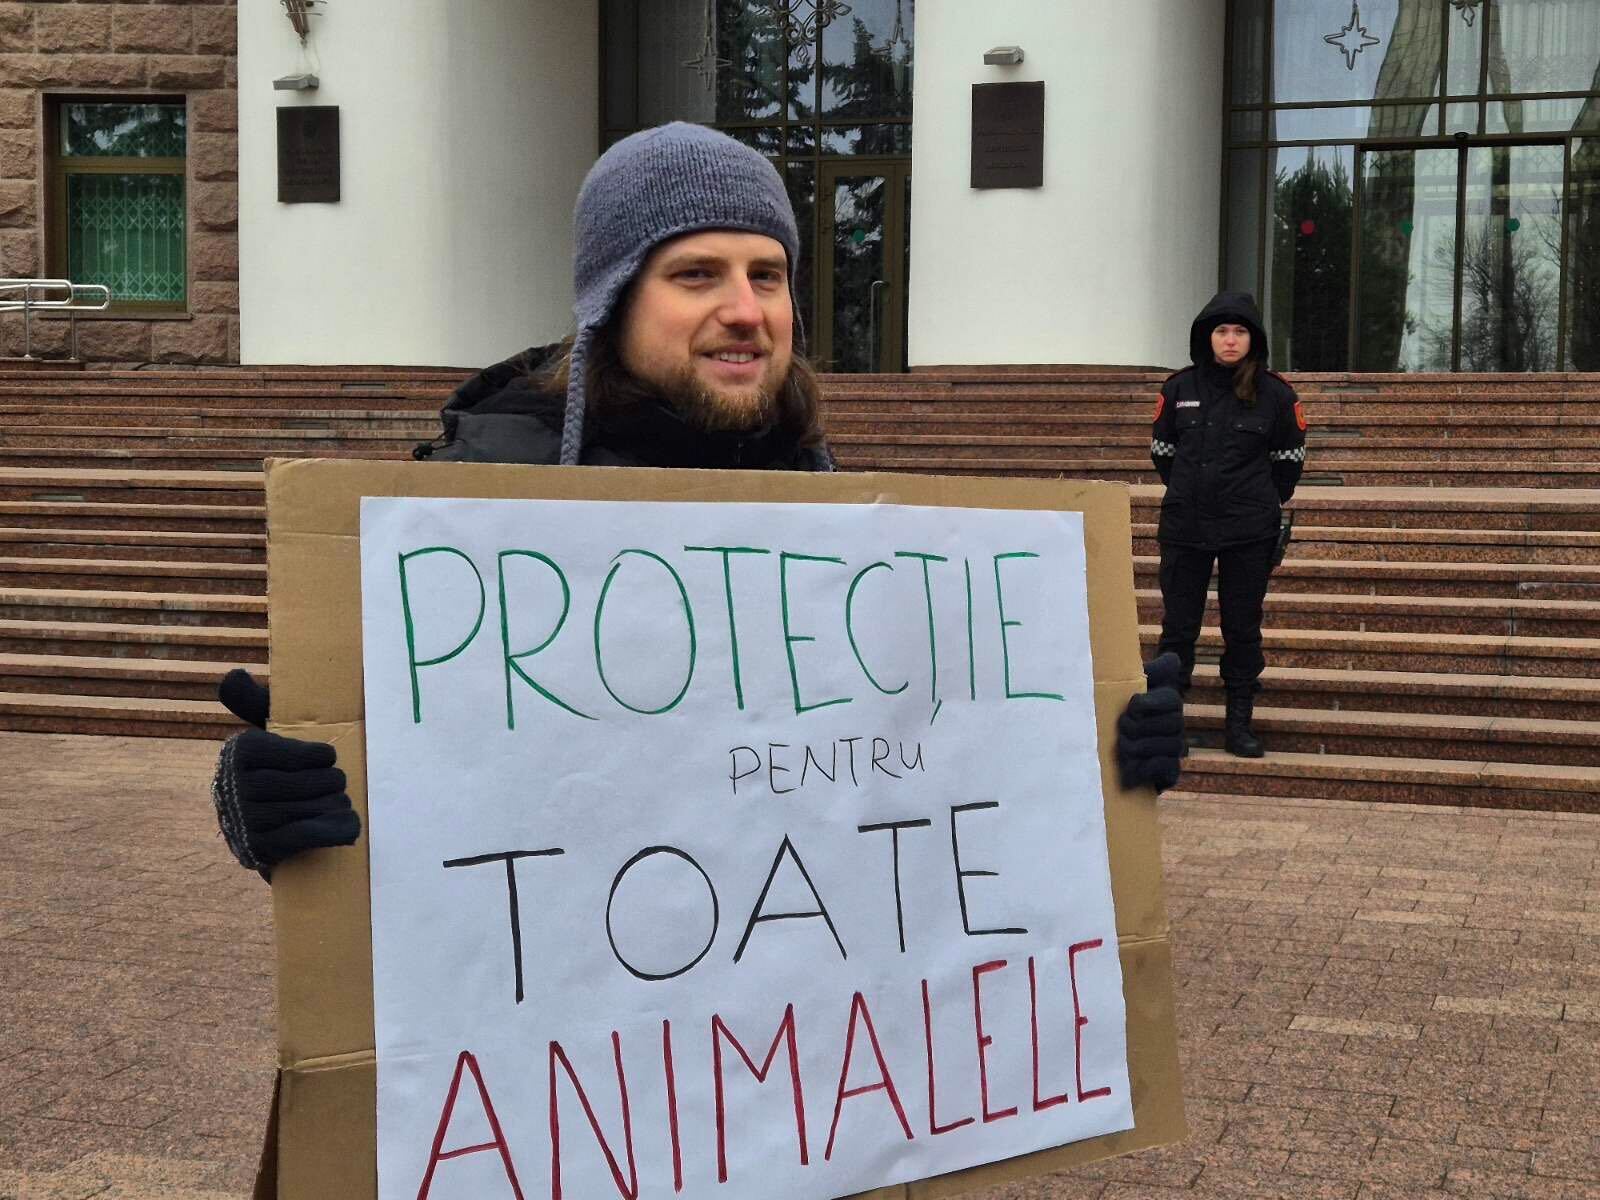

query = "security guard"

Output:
[[1150, 291, 1306, 757]]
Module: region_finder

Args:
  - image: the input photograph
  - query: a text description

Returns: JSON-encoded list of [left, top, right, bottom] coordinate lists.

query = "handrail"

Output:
[[0, 277, 113, 361]]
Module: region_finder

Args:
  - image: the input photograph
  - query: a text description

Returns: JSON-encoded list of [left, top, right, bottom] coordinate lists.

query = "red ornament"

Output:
[[1299, 219, 1317, 237]]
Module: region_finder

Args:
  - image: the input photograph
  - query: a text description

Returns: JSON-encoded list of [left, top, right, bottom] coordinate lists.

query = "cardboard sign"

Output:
[[261, 459, 1185, 1200]]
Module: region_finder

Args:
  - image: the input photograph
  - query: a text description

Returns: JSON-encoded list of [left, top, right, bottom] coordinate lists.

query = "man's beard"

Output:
[[656, 364, 781, 432]]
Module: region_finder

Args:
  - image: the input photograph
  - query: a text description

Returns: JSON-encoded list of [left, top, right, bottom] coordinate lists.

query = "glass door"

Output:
[[1354, 140, 1567, 371], [816, 159, 910, 373]]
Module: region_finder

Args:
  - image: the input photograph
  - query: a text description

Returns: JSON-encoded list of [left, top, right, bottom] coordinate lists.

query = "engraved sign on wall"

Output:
[[971, 82, 1045, 190], [277, 105, 340, 204]]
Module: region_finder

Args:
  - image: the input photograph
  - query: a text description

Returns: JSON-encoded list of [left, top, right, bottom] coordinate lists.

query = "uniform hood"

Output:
[[1190, 291, 1269, 368]]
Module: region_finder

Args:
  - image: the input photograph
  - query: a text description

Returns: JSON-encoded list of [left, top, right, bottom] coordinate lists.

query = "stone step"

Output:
[[0, 499, 265, 532], [1172, 748, 1600, 812], [0, 427, 428, 451], [830, 431, 1600, 462], [0, 618, 264, 662], [1185, 703, 1600, 768], [834, 454, 1600, 487], [0, 556, 264, 595], [1133, 483, 1600, 522], [0, 689, 236, 738], [1137, 624, 1600, 679], [1135, 588, 1600, 638], [1131, 525, 1600, 565], [0, 447, 401, 471], [0, 588, 266, 628], [820, 410, 1600, 437], [0, 468, 264, 505], [1132, 555, 1600, 599], [1186, 663, 1600, 722], [0, 527, 264, 563], [0, 652, 263, 701], [0, 405, 436, 429]]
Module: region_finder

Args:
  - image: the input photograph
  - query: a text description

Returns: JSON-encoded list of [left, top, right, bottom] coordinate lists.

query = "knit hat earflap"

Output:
[[561, 122, 803, 465]]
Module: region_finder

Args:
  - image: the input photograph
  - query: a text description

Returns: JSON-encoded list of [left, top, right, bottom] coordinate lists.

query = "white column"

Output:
[[908, 0, 1226, 369], [238, 0, 599, 366]]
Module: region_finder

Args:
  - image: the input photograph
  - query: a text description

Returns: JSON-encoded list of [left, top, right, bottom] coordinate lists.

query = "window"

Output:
[[48, 99, 187, 311]]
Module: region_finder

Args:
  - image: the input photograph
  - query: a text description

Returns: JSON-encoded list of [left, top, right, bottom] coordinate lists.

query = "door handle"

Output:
[[869, 279, 887, 372]]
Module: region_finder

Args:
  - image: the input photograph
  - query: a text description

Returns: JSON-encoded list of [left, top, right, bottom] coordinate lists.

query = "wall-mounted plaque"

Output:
[[277, 105, 340, 203], [971, 82, 1045, 189]]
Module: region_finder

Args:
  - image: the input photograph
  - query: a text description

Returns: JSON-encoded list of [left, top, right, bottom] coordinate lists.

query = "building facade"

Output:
[[1, 1, 1596, 372]]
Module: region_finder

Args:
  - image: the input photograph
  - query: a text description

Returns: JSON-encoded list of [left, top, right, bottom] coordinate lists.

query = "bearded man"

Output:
[[212, 121, 1183, 883]]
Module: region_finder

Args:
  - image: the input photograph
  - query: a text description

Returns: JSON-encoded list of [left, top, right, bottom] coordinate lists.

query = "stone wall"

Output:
[[0, 0, 237, 363]]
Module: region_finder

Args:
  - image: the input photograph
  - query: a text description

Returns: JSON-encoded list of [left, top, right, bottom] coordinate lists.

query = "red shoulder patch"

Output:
[[1294, 400, 1308, 432], [1153, 393, 1166, 423]]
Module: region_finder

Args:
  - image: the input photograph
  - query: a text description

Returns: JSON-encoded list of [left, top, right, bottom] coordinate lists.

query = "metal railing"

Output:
[[0, 278, 113, 361]]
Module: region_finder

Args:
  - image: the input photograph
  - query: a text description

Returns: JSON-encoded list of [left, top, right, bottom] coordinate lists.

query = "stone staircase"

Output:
[[1, 366, 1597, 811], [820, 371, 1600, 812]]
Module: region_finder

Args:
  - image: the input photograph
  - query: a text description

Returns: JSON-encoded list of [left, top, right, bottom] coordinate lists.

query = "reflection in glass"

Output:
[[1486, 0, 1600, 96], [1445, 1, 1483, 95], [715, 0, 786, 122], [821, 0, 913, 118], [1357, 147, 1458, 371], [635, 1, 716, 126], [1445, 101, 1480, 133], [1267, 145, 1355, 370], [63, 103, 186, 158], [1456, 143, 1564, 371], [820, 123, 911, 156], [1269, 104, 1431, 140], [1226, 150, 1263, 294], [719, 125, 784, 155], [1569, 138, 1600, 369], [1487, 95, 1586, 134], [786, 162, 817, 344], [1232, 0, 1267, 104], [829, 174, 887, 372], [1274, 0, 1441, 104]]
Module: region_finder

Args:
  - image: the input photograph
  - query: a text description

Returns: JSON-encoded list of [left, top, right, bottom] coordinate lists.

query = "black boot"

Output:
[[1224, 687, 1264, 758]]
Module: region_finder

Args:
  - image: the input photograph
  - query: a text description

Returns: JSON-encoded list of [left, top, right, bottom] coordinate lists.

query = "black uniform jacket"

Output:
[[415, 343, 834, 472], [1151, 292, 1306, 548]]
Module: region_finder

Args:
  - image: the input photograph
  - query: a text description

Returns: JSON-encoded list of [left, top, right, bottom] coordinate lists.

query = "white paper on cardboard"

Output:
[[358, 496, 1133, 1200]]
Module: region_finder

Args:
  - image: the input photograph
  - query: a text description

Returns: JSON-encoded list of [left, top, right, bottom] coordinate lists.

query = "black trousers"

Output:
[[1156, 537, 1276, 691]]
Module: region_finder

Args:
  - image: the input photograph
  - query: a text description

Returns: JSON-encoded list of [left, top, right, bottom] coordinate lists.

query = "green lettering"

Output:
[[894, 551, 949, 710], [497, 550, 594, 728], [397, 546, 486, 724], [993, 552, 1065, 702], [594, 549, 698, 714], [780, 551, 852, 715], [684, 545, 771, 710], [845, 561, 908, 697]]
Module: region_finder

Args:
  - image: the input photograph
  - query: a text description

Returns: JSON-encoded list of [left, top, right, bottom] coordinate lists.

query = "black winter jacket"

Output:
[[415, 343, 834, 472], [1151, 292, 1306, 548]]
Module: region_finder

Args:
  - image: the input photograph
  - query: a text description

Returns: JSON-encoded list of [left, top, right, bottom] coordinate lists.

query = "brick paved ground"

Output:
[[2, 732, 1598, 1199]]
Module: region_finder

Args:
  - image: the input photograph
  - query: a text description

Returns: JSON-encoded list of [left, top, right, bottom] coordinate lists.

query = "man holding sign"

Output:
[[210, 123, 1185, 1197]]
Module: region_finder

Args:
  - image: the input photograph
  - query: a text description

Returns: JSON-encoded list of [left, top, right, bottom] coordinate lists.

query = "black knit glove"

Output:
[[212, 669, 360, 877], [1116, 652, 1185, 793]]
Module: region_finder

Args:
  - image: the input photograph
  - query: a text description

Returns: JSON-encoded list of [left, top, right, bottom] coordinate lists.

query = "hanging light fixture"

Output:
[[275, 0, 325, 90]]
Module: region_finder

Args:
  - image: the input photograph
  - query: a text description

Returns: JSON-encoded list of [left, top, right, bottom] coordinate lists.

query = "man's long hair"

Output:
[[537, 323, 829, 450]]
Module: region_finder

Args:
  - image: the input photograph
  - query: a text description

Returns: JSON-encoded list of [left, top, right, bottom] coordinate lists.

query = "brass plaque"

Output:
[[277, 106, 340, 204], [971, 82, 1045, 189]]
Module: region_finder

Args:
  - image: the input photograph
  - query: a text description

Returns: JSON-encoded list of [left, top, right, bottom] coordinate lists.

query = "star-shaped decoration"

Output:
[[1451, 0, 1481, 26], [681, 38, 731, 91], [1324, 2, 1382, 71]]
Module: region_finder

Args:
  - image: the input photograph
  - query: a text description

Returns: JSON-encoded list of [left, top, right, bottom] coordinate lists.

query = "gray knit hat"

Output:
[[560, 121, 802, 464]]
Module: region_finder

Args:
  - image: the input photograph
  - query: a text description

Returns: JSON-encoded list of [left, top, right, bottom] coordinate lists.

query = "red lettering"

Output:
[[825, 991, 914, 1160], [1028, 956, 1069, 1112], [920, 979, 975, 1135], [1068, 939, 1112, 1102], [416, 1050, 526, 1200], [711, 1005, 809, 1182], [548, 1033, 639, 1200], [972, 960, 1018, 1123], [662, 1020, 683, 1194]]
